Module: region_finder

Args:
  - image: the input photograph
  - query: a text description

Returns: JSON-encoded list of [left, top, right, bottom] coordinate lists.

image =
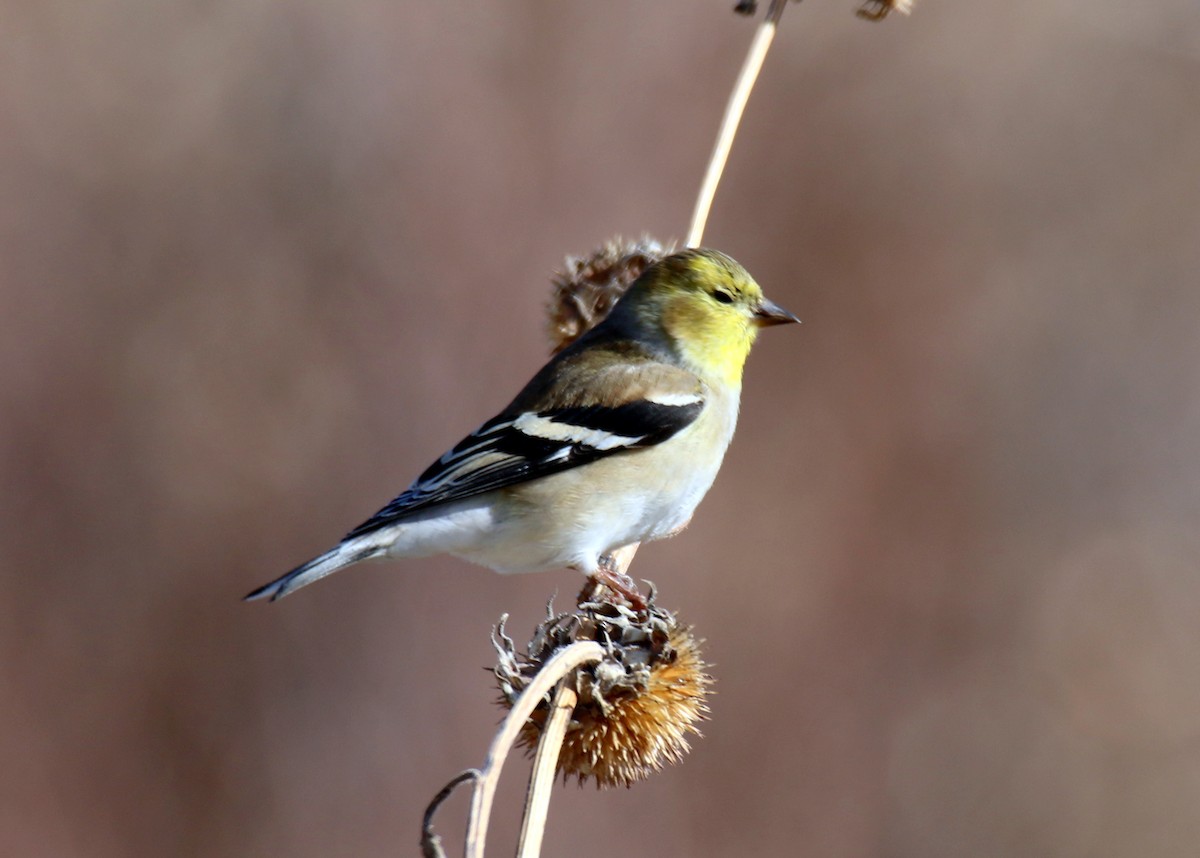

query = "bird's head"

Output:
[[612, 248, 798, 385]]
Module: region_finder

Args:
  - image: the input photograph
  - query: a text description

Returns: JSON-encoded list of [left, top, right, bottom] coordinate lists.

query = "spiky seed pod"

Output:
[[493, 591, 712, 789], [546, 237, 674, 354], [857, 0, 913, 20]]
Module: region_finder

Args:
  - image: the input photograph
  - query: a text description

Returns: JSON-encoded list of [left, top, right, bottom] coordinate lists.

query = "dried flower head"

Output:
[[857, 0, 913, 21], [547, 237, 674, 354], [494, 590, 712, 788]]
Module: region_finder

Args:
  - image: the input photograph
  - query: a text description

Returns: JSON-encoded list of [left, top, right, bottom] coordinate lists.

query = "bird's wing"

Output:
[[343, 362, 705, 539]]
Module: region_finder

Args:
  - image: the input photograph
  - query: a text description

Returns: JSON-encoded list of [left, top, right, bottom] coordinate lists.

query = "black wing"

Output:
[[343, 396, 704, 539]]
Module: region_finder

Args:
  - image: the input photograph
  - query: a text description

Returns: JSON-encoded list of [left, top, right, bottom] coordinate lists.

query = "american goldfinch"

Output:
[[246, 248, 797, 602]]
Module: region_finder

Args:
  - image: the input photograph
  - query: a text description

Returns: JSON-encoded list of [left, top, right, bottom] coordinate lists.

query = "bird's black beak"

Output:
[[753, 297, 801, 328]]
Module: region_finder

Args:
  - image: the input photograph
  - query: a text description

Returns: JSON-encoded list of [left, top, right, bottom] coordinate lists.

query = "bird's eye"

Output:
[[712, 289, 735, 305]]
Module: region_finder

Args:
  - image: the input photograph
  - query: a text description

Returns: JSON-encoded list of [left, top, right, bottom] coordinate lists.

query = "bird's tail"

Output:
[[244, 538, 386, 602]]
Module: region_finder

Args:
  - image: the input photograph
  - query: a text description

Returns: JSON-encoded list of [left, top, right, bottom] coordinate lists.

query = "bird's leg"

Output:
[[586, 552, 647, 612]]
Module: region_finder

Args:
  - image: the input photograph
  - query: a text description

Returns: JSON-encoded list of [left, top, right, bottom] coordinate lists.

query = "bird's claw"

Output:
[[584, 562, 648, 612]]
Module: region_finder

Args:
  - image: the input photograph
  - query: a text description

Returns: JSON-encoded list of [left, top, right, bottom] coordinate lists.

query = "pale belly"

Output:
[[454, 406, 737, 574]]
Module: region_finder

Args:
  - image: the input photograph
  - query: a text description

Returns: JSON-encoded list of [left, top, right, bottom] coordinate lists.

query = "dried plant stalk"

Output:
[[514, 681, 578, 858], [422, 772, 478, 858], [687, 0, 789, 247], [465, 639, 604, 858]]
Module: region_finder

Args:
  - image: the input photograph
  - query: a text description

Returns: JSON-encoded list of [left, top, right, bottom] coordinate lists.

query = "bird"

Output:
[[245, 248, 798, 603]]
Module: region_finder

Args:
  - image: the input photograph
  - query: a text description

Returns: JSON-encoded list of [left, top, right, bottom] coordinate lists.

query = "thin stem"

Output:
[[686, 0, 790, 248], [465, 640, 605, 858], [515, 681, 579, 858], [421, 770, 479, 858], [607, 542, 640, 575]]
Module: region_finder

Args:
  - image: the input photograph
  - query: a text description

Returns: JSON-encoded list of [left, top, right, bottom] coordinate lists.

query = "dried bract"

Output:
[[857, 0, 914, 21], [547, 237, 673, 354], [494, 590, 711, 788]]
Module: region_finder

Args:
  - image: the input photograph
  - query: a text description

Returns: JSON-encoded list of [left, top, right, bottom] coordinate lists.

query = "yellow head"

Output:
[[611, 248, 798, 385]]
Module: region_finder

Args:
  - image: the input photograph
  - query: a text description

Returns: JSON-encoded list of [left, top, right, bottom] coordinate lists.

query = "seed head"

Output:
[[494, 591, 712, 789], [547, 237, 673, 353]]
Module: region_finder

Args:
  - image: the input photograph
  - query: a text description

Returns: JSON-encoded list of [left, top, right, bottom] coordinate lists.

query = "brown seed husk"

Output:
[[857, 0, 913, 20], [493, 591, 712, 789], [547, 237, 673, 354]]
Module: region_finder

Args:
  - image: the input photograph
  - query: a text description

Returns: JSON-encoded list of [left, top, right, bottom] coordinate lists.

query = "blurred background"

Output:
[[3, 0, 1199, 854]]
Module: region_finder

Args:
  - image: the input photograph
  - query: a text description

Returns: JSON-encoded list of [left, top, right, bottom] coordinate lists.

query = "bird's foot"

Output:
[[583, 558, 648, 612]]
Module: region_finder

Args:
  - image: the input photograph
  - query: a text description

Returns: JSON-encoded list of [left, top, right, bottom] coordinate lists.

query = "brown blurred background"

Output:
[[3, 0, 1199, 855]]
